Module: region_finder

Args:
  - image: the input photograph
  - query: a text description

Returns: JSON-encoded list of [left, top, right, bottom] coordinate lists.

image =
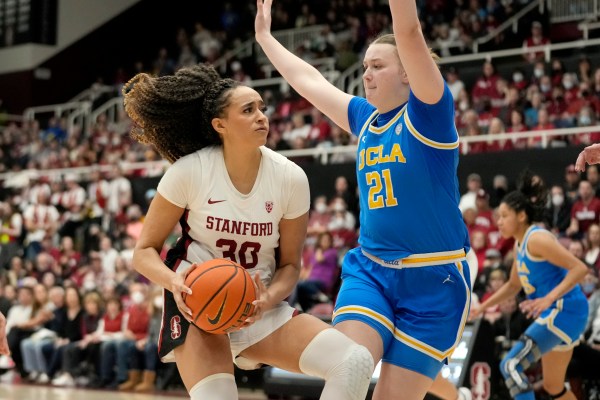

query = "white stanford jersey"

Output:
[[157, 146, 310, 284]]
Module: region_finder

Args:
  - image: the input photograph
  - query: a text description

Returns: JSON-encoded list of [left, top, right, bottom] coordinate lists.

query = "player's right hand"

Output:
[[171, 265, 196, 323], [0, 312, 8, 355], [576, 143, 600, 171], [255, 0, 273, 39], [468, 305, 483, 321]]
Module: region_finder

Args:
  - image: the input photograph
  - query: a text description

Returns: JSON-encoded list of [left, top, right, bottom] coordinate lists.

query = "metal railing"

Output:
[[69, 84, 118, 103], [473, 0, 545, 53], [212, 41, 255, 74], [260, 57, 337, 79], [549, 0, 600, 23], [254, 25, 327, 63], [1, 125, 598, 186], [248, 70, 340, 92], [21, 102, 91, 139], [430, 1, 544, 55], [345, 35, 600, 99], [578, 19, 600, 39], [90, 97, 124, 128]]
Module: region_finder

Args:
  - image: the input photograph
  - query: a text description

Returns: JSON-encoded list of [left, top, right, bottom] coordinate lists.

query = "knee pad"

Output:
[[299, 329, 374, 400], [500, 335, 542, 397], [189, 373, 238, 400]]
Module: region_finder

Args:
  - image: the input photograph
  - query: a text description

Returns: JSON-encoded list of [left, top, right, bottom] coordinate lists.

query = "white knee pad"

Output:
[[299, 329, 374, 400], [189, 373, 238, 400]]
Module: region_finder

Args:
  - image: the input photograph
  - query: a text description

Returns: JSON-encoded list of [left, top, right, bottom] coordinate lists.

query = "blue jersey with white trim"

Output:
[[516, 225, 586, 302], [347, 83, 469, 260]]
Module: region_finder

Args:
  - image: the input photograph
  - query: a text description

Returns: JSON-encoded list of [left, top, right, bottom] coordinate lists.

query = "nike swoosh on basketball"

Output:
[[207, 294, 227, 325], [208, 198, 226, 204]]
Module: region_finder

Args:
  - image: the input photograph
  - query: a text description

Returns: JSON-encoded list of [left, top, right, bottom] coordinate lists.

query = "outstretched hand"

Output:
[[255, 0, 273, 39], [0, 312, 8, 355], [576, 143, 600, 171]]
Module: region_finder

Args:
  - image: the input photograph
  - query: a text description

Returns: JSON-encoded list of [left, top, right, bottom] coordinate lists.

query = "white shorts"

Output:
[[160, 293, 295, 370], [230, 302, 296, 370]]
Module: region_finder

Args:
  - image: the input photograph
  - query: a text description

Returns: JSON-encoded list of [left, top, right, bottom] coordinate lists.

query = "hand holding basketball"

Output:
[[170, 265, 196, 323], [245, 274, 272, 325], [183, 259, 257, 334]]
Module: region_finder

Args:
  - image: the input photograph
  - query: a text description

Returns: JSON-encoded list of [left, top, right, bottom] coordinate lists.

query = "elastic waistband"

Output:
[[361, 249, 466, 268]]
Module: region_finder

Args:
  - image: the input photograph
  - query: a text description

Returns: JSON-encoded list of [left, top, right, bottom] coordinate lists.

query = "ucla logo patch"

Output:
[[395, 124, 403, 135]]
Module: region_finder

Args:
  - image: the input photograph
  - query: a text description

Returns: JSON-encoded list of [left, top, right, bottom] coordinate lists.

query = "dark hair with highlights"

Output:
[[122, 64, 241, 163], [501, 170, 548, 223]]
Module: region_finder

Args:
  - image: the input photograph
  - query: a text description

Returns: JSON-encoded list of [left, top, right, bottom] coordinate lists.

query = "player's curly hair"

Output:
[[122, 64, 241, 163], [502, 169, 548, 223]]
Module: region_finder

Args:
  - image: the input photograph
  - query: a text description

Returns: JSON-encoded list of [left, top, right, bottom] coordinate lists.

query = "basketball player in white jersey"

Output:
[[123, 64, 374, 400]]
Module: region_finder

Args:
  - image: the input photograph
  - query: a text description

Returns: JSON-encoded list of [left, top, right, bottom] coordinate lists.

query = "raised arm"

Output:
[[389, 0, 444, 104], [255, 0, 353, 133]]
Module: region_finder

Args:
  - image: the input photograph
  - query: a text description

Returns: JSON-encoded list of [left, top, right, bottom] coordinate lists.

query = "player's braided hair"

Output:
[[122, 64, 241, 163], [502, 169, 548, 223]]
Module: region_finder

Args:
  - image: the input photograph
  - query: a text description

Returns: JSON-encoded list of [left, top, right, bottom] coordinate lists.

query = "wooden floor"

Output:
[[0, 383, 268, 400]]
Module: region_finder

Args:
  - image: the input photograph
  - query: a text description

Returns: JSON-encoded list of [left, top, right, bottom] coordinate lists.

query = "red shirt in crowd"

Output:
[[571, 197, 600, 235]]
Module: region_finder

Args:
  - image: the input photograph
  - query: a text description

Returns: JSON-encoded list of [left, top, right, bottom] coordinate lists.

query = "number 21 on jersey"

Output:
[[366, 169, 398, 209]]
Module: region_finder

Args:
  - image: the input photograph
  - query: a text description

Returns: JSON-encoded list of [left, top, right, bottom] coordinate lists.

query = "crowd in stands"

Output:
[[1, 152, 600, 396]]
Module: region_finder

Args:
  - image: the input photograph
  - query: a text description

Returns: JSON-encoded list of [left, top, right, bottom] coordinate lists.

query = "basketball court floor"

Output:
[[0, 383, 268, 400]]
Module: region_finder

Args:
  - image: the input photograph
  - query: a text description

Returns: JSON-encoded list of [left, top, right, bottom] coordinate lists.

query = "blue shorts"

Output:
[[332, 248, 471, 380], [526, 296, 588, 353]]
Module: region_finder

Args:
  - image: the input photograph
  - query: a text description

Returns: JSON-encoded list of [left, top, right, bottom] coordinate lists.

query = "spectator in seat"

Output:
[[486, 117, 514, 153], [475, 189, 495, 231], [543, 185, 572, 237], [550, 58, 566, 87], [577, 56, 593, 85], [445, 66, 465, 100], [472, 61, 501, 112], [459, 173, 483, 214], [563, 164, 582, 203], [567, 180, 600, 239], [585, 224, 600, 272], [572, 106, 600, 146], [507, 109, 528, 150], [306, 195, 332, 247], [523, 21, 550, 63], [295, 232, 339, 312]]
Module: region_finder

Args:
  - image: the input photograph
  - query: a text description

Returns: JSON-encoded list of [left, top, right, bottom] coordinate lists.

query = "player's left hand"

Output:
[[519, 297, 553, 319], [243, 274, 273, 327]]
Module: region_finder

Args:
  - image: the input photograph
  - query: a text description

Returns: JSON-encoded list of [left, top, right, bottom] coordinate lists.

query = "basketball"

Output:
[[182, 258, 257, 334]]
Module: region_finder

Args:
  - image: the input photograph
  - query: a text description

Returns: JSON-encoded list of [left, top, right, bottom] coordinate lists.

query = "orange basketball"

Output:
[[182, 258, 257, 335]]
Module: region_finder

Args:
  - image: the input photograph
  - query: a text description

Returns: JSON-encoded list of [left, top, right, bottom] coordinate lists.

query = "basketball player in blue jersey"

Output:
[[471, 171, 588, 400], [256, 0, 472, 398]]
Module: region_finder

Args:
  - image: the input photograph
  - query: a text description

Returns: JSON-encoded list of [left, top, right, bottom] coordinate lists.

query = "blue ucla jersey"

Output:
[[347, 84, 470, 260], [516, 225, 587, 303]]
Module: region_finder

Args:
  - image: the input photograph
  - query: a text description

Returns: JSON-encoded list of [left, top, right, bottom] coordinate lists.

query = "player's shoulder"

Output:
[[261, 146, 308, 184], [171, 146, 219, 168], [261, 146, 303, 170]]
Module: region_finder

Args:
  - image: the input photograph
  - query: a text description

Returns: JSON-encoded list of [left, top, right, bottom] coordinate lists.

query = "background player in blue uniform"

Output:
[[256, 0, 471, 398], [471, 172, 588, 400]]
